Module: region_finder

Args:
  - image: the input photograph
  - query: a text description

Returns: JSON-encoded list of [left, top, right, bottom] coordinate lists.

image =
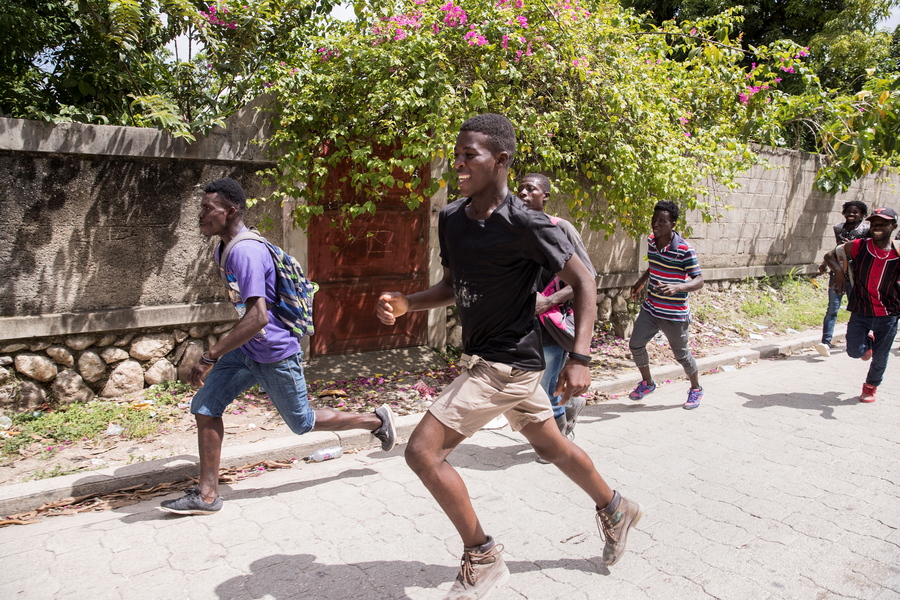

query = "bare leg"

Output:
[[638, 366, 653, 384], [521, 417, 614, 508], [688, 371, 701, 389], [314, 408, 381, 431], [196, 414, 224, 503], [197, 408, 384, 503], [405, 412, 487, 547]]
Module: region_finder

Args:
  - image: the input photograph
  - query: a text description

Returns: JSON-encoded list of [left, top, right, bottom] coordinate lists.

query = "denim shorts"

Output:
[[191, 348, 316, 434]]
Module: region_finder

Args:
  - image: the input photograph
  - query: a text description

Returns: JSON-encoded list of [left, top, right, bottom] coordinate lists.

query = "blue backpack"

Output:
[[217, 230, 316, 340]]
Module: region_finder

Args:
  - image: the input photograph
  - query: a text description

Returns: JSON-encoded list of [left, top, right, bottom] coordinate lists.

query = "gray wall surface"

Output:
[[0, 153, 271, 316], [567, 147, 900, 288], [0, 98, 283, 340], [2, 109, 899, 340]]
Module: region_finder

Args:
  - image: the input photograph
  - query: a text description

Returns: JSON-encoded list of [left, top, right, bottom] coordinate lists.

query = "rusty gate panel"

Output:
[[307, 157, 431, 356], [308, 205, 429, 356]]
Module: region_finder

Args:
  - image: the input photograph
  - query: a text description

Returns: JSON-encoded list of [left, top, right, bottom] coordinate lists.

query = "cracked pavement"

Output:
[[1, 347, 898, 600]]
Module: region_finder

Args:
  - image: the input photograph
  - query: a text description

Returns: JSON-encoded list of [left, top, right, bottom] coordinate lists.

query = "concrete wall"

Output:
[[0, 100, 291, 408], [563, 147, 900, 290], [0, 97, 282, 340], [1, 107, 900, 406]]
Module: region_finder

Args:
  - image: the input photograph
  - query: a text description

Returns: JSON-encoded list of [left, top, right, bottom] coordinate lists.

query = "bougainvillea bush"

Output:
[[263, 0, 813, 235]]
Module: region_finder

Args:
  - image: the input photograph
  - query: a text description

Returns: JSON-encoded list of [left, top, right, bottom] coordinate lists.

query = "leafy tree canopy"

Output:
[[3, 1, 899, 226], [264, 0, 813, 234], [0, 0, 337, 138], [621, 0, 900, 92]]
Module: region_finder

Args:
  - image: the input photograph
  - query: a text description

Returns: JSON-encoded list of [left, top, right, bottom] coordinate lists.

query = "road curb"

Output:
[[0, 416, 422, 518], [0, 327, 840, 517]]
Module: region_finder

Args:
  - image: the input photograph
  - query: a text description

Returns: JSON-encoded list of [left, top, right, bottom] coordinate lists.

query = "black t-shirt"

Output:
[[439, 193, 574, 369]]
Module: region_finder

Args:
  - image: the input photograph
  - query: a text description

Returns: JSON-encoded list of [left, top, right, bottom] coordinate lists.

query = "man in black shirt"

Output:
[[376, 113, 643, 599]]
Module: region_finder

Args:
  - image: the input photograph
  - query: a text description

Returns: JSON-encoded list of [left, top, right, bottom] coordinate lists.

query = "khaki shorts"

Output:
[[429, 354, 554, 438]]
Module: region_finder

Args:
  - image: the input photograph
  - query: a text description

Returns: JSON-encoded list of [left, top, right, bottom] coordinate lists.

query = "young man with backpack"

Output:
[[161, 178, 397, 515], [824, 206, 900, 403]]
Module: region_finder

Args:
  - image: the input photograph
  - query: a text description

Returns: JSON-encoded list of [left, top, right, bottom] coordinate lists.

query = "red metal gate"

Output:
[[307, 165, 430, 356]]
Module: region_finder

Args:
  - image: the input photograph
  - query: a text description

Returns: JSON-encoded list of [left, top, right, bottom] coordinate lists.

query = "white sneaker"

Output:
[[481, 414, 508, 430], [444, 538, 510, 599], [813, 343, 831, 357]]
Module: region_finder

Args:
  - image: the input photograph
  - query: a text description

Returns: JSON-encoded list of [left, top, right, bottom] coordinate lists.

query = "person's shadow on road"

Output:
[[119, 467, 379, 524], [736, 390, 855, 420], [214, 553, 610, 600], [586, 400, 683, 423]]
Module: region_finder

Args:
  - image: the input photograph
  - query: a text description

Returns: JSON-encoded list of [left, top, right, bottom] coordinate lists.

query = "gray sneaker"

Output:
[[373, 404, 397, 451], [444, 537, 510, 599], [596, 495, 643, 565], [564, 396, 587, 439], [160, 491, 222, 515]]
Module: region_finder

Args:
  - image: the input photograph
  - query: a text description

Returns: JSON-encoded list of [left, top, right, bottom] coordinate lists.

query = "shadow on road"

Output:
[[118, 467, 379, 524], [736, 390, 856, 420], [214, 553, 609, 600], [587, 401, 683, 422]]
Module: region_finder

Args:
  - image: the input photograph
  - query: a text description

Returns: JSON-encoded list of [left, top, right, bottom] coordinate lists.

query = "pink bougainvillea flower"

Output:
[[440, 1, 468, 27]]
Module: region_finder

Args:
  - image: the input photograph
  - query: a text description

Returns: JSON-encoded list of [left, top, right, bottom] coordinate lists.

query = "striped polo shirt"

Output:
[[847, 238, 900, 317], [642, 232, 702, 321]]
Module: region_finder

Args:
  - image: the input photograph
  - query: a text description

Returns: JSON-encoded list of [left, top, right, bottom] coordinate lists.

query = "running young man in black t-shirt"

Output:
[[376, 113, 642, 599]]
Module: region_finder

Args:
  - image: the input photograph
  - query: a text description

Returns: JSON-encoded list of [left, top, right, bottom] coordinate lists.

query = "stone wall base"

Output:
[[0, 320, 236, 411]]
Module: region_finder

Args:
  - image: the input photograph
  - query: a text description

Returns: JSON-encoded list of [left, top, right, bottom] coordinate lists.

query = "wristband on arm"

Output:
[[567, 351, 591, 364]]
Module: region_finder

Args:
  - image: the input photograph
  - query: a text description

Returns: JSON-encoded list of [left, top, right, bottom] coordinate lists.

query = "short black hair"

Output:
[[653, 200, 679, 223], [204, 178, 247, 211], [459, 113, 516, 164], [521, 173, 551, 194], [842, 200, 868, 217]]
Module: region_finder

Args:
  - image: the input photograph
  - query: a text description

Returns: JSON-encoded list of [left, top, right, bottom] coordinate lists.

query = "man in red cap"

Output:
[[824, 207, 900, 403]]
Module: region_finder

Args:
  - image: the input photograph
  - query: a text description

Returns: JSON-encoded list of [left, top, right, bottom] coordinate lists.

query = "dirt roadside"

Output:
[[0, 316, 828, 489]]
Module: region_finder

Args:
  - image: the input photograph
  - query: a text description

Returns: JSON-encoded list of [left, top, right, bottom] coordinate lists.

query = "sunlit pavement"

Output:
[[1, 345, 898, 600]]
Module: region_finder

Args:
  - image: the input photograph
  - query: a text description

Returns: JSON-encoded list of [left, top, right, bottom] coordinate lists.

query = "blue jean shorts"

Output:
[[191, 348, 316, 434]]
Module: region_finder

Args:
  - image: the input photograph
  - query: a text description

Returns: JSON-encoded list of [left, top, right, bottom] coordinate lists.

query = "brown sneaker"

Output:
[[444, 537, 510, 599], [597, 495, 643, 566]]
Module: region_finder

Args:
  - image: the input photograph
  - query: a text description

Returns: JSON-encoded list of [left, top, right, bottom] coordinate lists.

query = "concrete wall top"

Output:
[[0, 95, 276, 164]]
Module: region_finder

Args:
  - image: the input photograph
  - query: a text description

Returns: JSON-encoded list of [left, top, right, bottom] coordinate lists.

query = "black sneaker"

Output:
[[373, 404, 397, 451], [160, 491, 223, 515]]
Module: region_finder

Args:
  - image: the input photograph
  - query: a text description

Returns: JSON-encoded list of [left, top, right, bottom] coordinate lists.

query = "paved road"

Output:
[[1, 347, 898, 600]]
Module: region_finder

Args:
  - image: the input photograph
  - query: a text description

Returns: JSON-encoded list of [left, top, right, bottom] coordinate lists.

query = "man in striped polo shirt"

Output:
[[824, 206, 900, 403], [628, 201, 705, 409]]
